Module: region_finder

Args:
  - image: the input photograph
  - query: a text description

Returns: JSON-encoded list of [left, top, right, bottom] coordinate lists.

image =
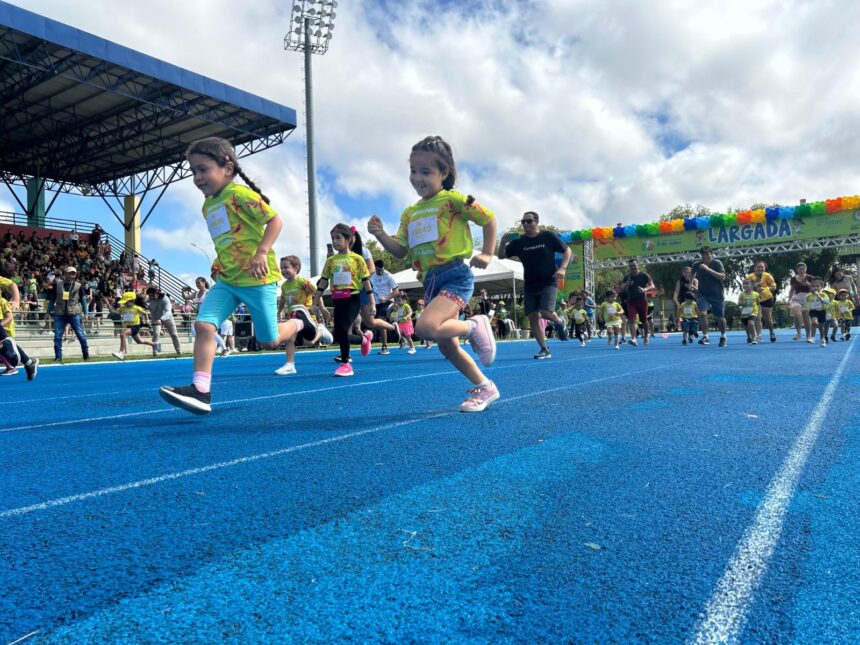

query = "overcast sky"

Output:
[[5, 0, 860, 283]]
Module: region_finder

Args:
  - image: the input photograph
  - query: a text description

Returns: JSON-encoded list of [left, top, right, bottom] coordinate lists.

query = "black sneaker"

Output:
[[24, 358, 38, 381], [159, 384, 212, 415], [770, 332, 777, 343], [534, 348, 552, 359], [554, 321, 569, 341], [698, 336, 710, 345], [291, 305, 321, 343], [718, 336, 727, 347]]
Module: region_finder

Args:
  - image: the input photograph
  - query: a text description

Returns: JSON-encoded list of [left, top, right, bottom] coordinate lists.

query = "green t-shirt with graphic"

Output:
[[392, 303, 412, 322], [202, 182, 283, 287], [395, 189, 494, 281]]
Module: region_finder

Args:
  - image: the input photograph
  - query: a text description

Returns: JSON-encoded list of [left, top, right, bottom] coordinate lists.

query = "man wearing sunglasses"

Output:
[[499, 211, 570, 358]]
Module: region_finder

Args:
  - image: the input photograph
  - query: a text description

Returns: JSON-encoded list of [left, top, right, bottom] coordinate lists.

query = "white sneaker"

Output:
[[317, 324, 334, 345], [222, 349, 234, 357], [111, 351, 125, 360], [407, 347, 417, 354], [274, 362, 297, 375]]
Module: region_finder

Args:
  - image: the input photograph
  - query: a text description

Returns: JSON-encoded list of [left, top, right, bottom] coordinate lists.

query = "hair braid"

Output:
[[236, 166, 270, 204]]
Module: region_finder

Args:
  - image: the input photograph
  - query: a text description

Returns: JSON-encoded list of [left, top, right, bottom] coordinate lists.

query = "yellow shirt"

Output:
[[680, 300, 699, 320], [203, 182, 283, 287], [321, 252, 370, 298], [599, 301, 623, 323], [806, 291, 829, 311], [118, 304, 146, 327], [738, 291, 760, 318], [566, 307, 587, 324], [835, 298, 855, 321], [395, 190, 494, 281], [746, 271, 776, 301], [0, 297, 15, 337], [280, 276, 315, 311]]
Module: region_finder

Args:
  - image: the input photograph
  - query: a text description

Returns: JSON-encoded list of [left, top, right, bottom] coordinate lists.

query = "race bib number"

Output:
[[121, 313, 135, 322], [407, 216, 438, 248], [741, 306, 753, 315], [810, 299, 821, 310], [62, 290, 70, 301], [205, 206, 231, 239], [682, 305, 694, 316], [332, 269, 352, 287]]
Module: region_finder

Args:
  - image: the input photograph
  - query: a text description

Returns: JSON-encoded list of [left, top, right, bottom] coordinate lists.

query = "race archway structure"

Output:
[[557, 196, 860, 294]]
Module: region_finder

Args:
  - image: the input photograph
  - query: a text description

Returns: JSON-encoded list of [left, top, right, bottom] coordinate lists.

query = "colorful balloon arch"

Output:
[[557, 195, 860, 243]]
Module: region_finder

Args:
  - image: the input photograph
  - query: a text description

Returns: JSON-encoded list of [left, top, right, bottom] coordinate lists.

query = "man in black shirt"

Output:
[[692, 246, 727, 346], [620, 259, 655, 346], [499, 211, 570, 359]]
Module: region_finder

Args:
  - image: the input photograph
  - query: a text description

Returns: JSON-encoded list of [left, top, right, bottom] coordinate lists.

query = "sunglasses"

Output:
[[520, 219, 536, 224]]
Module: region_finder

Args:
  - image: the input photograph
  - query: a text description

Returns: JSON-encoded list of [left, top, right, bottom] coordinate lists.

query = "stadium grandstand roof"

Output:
[[0, 0, 297, 200]]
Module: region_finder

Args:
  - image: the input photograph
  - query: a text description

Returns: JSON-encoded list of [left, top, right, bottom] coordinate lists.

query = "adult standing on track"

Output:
[[747, 260, 778, 343], [498, 211, 570, 359], [620, 259, 655, 346], [692, 246, 728, 347], [147, 287, 182, 357], [51, 266, 90, 363], [672, 266, 695, 332], [788, 262, 814, 341], [367, 259, 401, 355]]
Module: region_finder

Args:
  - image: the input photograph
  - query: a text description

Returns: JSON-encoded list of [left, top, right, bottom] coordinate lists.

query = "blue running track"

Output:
[[1, 332, 858, 643]]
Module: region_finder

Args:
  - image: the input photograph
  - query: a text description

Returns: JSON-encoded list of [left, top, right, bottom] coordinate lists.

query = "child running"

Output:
[[103, 292, 159, 360], [314, 224, 375, 376], [806, 279, 831, 347], [160, 137, 318, 414], [598, 290, 623, 349], [566, 296, 589, 347], [275, 254, 332, 375], [391, 291, 416, 354], [737, 279, 760, 345], [679, 291, 699, 346], [368, 135, 498, 412], [0, 292, 39, 379], [414, 299, 432, 349], [835, 289, 854, 340]]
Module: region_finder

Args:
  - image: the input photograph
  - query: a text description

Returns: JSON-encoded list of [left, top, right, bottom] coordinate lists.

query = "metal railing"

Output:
[[0, 210, 192, 301]]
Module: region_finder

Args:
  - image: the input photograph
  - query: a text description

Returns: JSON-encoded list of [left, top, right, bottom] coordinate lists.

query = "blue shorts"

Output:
[[196, 281, 279, 343], [696, 294, 725, 318], [423, 260, 474, 310]]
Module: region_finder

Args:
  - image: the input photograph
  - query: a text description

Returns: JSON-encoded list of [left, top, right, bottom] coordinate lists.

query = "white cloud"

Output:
[[8, 0, 860, 279]]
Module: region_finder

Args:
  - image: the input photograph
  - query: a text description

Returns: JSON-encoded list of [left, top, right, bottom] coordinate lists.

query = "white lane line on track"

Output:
[[0, 358, 705, 519], [0, 353, 616, 433], [691, 340, 854, 645]]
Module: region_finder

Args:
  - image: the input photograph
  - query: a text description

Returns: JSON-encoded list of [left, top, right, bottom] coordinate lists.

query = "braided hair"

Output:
[[186, 137, 271, 204]]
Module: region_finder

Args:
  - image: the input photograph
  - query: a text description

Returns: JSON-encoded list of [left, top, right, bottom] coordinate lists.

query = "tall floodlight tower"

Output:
[[285, 0, 337, 277]]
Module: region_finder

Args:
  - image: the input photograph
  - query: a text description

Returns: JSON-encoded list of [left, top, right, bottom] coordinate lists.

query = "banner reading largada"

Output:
[[592, 209, 860, 260], [563, 241, 586, 293]]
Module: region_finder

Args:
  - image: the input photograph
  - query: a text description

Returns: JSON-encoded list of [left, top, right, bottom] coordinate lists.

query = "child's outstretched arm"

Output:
[[470, 218, 498, 269], [367, 216, 407, 258]]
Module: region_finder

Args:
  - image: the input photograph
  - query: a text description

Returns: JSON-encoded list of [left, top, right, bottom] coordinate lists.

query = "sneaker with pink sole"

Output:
[[459, 380, 500, 412], [466, 314, 496, 366], [360, 330, 373, 356], [334, 363, 354, 377]]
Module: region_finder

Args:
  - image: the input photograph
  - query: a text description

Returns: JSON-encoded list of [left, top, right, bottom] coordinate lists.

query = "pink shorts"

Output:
[[398, 321, 414, 337]]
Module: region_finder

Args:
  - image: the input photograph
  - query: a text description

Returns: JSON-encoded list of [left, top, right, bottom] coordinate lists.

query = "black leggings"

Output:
[[333, 294, 362, 360]]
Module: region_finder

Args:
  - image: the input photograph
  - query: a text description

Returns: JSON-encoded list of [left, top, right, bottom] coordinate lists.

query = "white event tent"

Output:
[[391, 254, 524, 297]]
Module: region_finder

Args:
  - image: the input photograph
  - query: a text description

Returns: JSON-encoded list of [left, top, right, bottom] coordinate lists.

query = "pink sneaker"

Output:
[[467, 314, 496, 366], [334, 363, 354, 377], [459, 381, 500, 413], [360, 330, 373, 356]]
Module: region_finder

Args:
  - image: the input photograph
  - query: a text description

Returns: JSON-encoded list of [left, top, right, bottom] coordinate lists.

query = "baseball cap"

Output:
[[64, 266, 77, 273]]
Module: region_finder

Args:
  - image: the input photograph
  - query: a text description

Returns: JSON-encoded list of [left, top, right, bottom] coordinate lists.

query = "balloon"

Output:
[[683, 217, 698, 231], [810, 201, 826, 216], [737, 211, 752, 225], [670, 219, 684, 232], [613, 226, 626, 238], [796, 204, 811, 218], [825, 198, 842, 213], [581, 229, 593, 240], [750, 209, 766, 224], [659, 221, 673, 234], [647, 223, 660, 235], [624, 225, 638, 237], [724, 213, 738, 226], [696, 216, 710, 229], [636, 224, 650, 236], [765, 207, 779, 221], [778, 206, 795, 219], [709, 214, 724, 227], [846, 195, 860, 209]]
